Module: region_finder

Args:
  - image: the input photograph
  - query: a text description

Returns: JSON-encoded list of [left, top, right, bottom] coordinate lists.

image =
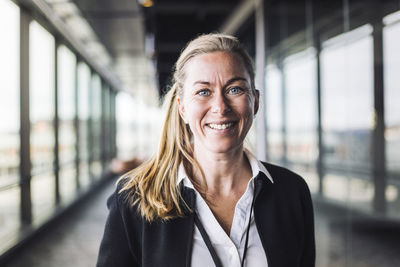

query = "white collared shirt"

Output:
[[177, 150, 273, 267]]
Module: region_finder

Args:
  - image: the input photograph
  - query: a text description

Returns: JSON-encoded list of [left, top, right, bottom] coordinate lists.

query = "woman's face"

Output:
[[177, 51, 259, 155]]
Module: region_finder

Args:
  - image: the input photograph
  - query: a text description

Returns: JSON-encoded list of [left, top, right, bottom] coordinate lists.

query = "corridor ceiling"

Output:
[[72, 0, 242, 98], [70, 0, 400, 99]]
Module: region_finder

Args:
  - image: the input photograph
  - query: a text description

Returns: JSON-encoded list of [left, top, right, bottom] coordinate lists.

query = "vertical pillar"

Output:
[[255, 0, 267, 161], [88, 71, 93, 181], [74, 59, 81, 190], [54, 40, 60, 204], [315, 40, 324, 195], [372, 21, 386, 214], [111, 91, 117, 158], [101, 81, 107, 170], [280, 60, 288, 166], [279, 0, 288, 166], [20, 7, 32, 225], [306, 0, 324, 194]]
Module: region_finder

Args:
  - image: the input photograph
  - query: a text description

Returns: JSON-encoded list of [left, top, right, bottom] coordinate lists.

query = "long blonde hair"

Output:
[[119, 33, 256, 222]]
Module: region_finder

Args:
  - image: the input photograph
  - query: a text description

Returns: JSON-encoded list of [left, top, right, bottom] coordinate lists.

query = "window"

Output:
[[0, 0, 20, 254], [383, 20, 400, 174], [58, 45, 77, 203], [30, 20, 56, 222], [383, 14, 400, 217], [284, 49, 318, 191], [321, 25, 374, 211], [265, 64, 284, 163]]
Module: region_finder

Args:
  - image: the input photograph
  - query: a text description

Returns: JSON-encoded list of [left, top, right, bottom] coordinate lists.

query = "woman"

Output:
[[97, 33, 315, 267]]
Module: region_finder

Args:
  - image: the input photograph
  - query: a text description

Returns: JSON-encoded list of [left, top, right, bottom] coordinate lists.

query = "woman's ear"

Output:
[[254, 89, 260, 116], [177, 96, 187, 123]]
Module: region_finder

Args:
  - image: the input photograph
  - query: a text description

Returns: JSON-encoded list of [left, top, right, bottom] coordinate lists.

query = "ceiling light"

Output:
[[138, 0, 154, 8]]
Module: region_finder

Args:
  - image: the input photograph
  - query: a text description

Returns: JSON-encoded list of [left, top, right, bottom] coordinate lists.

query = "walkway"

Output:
[[5, 180, 400, 267]]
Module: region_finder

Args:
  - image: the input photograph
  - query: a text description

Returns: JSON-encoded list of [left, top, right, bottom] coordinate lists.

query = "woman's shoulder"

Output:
[[106, 178, 141, 216], [260, 161, 311, 192]]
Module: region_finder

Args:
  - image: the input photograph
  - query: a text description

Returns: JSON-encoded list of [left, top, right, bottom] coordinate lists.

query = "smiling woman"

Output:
[[97, 33, 315, 267]]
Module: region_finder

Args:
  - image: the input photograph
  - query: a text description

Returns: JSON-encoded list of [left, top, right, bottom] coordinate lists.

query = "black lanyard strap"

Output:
[[194, 213, 223, 267], [193, 188, 256, 267]]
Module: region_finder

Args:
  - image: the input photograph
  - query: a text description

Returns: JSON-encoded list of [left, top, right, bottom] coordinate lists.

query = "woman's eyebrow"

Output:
[[225, 77, 249, 85], [193, 80, 211, 86], [192, 77, 249, 86]]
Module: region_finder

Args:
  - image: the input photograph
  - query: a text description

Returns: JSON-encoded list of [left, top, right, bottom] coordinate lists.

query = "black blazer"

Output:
[[96, 162, 315, 267]]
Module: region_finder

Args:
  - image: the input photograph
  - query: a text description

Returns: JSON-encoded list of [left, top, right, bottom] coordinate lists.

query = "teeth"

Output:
[[208, 123, 233, 130]]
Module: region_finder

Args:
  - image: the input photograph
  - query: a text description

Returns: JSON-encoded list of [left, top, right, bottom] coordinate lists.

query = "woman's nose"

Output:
[[211, 93, 231, 114]]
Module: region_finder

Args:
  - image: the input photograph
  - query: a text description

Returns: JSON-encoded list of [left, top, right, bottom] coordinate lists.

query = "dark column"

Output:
[[372, 21, 386, 214], [278, 59, 288, 166], [74, 59, 80, 191], [315, 39, 324, 195], [88, 71, 94, 181], [255, 0, 267, 161], [101, 81, 107, 170], [20, 7, 32, 225], [54, 40, 60, 204], [279, 0, 288, 166]]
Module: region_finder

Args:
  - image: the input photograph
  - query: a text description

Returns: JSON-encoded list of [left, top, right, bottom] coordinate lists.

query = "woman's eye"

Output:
[[197, 89, 211, 96], [228, 87, 243, 95]]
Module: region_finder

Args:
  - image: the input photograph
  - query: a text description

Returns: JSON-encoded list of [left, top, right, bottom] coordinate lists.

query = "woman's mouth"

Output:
[[207, 122, 235, 130]]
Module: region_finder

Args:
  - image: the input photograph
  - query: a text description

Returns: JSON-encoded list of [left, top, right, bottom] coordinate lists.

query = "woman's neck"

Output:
[[192, 145, 252, 197]]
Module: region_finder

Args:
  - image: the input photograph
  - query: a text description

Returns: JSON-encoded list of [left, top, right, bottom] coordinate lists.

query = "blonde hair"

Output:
[[119, 33, 256, 222]]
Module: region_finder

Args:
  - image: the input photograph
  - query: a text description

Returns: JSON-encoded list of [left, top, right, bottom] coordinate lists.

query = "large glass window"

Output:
[[57, 45, 77, 204], [265, 64, 284, 163], [284, 49, 318, 192], [30, 20, 56, 223], [321, 25, 374, 212], [383, 20, 400, 174], [77, 62, 91, 189], [0, 0, 20, 254], [383, 15, 400, 217]]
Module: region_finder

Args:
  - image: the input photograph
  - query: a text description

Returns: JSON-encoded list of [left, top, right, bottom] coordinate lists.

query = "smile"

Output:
[[207, 122, 235, 130]]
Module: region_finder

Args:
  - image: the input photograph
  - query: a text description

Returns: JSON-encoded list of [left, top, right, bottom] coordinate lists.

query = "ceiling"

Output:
[[71, 0, 243, 100], [68, 0, 400, 101]]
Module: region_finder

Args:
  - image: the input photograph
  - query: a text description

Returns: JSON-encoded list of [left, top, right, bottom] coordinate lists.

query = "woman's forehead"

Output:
[[183, 51, 250, 84]]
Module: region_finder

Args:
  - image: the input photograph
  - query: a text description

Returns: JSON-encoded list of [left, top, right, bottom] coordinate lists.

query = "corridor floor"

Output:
[[5, 179, 400, 267]]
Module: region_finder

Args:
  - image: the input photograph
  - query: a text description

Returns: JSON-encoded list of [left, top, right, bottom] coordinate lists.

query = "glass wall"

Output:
[[30, 20, 56, 223], [383, 14, 400, 216], [263, 1, 400, 266], [284, 49, 318, 192], [0, 0, 20, 255], [57, 45, 77, 204], [0, 0, 120, 258], [265, 64, 284, 164], [321, 25, 374, 212]]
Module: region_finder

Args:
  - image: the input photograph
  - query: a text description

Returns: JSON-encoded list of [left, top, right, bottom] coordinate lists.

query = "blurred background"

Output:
[[0, 0, 399, 266]]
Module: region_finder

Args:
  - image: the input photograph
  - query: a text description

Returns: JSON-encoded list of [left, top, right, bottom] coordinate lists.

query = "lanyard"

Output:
[[193, 190, 256, 267]]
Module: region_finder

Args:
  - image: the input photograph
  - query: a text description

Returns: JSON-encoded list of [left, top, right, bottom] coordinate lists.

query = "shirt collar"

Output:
[[177, 149, 274, 187]]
